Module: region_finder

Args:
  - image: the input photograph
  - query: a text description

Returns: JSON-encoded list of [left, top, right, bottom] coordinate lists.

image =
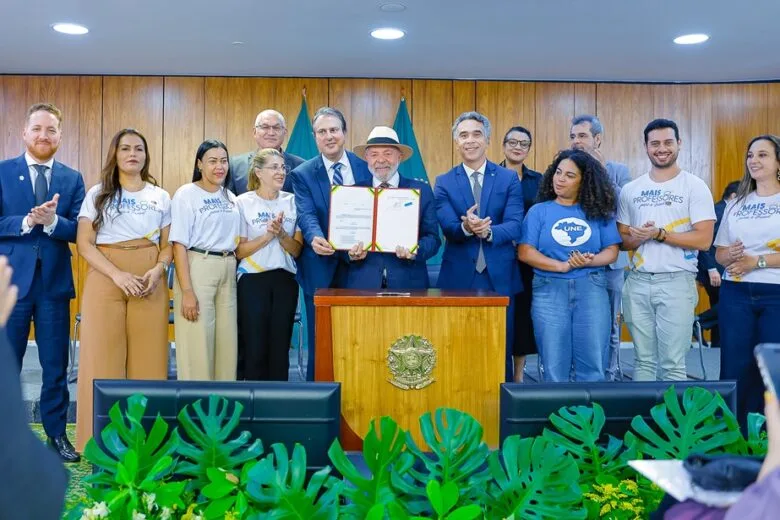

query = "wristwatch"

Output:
[[757, 255, 767, 269]]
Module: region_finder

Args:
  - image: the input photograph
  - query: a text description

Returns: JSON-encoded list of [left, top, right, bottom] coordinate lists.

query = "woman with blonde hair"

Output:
[[75, 128, 172, 450], [235, 148, 303, 380]]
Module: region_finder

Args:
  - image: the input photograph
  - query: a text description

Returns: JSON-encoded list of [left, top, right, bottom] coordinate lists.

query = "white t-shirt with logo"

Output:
[[617, 170, 716, 273], [714, 191, 780, 284], [235, 191, 299, 277], [78, 183, 172, 245], [169, 183, 241, 252]]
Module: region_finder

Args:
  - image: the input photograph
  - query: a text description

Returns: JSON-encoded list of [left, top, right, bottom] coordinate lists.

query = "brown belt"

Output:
[[98, 242, 157, 250]]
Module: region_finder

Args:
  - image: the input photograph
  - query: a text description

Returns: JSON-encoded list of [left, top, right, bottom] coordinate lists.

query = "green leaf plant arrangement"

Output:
[[68, 386, 768, 520]]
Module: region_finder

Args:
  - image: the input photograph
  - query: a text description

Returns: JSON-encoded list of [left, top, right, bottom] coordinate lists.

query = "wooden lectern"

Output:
[[314, 289, 508, 450]]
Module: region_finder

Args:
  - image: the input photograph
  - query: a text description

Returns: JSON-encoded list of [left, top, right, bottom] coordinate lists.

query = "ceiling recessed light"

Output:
[[51, 23, 89, 35], [380, 2, 407, 12], [673, 33, 709, 45], [231, 41, 245, 46], [371, 28, 405, 40]]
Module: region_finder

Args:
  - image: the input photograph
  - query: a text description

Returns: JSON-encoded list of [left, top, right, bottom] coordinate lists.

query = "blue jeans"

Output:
[[531, 271, 610, 382], [604, 268, 626, 380], [719, 281, 780, 424]]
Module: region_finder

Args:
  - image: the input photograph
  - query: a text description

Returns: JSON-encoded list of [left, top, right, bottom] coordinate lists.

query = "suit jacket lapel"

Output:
[[15, 156, 36, 208], [454, 164, 476, 211], [479, 161, 497, 218], [48, 161, 66, 205], [313, 156, 330, 208]]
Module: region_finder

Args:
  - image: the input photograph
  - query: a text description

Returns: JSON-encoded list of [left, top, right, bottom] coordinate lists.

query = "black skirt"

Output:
[[513, 261, 538, 356]]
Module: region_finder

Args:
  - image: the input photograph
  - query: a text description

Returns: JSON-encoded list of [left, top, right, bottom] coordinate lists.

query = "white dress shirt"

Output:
[[372, 172, 400, 188], [461, 161, 491, 240], [322, 152, 356, 186], [21, 153, 58, 235]]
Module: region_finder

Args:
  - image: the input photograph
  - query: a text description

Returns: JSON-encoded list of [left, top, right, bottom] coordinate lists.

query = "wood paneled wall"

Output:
[[1, 75, 778, 332]]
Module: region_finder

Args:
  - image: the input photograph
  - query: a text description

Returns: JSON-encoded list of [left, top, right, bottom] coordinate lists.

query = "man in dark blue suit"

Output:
[[344, 126, 441, 289], [434, 112, 525, 381], [0, 103, 85, 462], [289, 107, 372, 380], [0, 256, 68, 518]]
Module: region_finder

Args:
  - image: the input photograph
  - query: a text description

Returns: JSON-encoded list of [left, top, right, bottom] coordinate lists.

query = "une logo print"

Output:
[[551, 217, 592, 247]]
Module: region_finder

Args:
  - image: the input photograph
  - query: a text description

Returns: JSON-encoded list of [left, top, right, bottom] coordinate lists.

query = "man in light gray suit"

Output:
[[227, 109, 304, 195], [570, 115, 632, 380]]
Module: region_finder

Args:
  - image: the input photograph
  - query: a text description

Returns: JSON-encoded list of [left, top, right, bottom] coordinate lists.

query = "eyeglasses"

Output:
[[505, 139, 531, 150], [256, 124, 284, 133], [263, 164, 289, 174]]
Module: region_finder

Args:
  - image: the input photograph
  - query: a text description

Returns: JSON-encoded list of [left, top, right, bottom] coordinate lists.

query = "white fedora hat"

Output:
[[353, 126, 414, 162]]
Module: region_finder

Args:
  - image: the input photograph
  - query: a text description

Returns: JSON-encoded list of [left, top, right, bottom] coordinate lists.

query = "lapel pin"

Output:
[[19, 176, 24, 181]]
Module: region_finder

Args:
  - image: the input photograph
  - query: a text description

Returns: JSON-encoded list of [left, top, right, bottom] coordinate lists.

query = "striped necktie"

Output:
[[332, 163, 343, 186]]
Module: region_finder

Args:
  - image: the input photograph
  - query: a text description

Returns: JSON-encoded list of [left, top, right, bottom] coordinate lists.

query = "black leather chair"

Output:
[[92, 379, 341, 473]]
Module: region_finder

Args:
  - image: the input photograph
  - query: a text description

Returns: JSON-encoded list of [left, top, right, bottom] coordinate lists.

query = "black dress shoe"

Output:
[[48, 435, 81, 463]]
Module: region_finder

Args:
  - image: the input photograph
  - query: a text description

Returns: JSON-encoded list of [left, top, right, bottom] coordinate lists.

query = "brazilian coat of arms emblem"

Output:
[[386, 334, 436, 390]]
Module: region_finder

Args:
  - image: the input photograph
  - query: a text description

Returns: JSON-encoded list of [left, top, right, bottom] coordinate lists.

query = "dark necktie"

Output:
[[471, 171, 486, 273], [332, 163, 343, 186], [378, 182, 391, 189], [33, 164, 49, 206]]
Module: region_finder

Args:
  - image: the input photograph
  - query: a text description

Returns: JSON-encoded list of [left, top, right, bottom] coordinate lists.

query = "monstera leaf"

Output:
[[391, 408, 491, 514], [176, 395, 264, 490], [82, 394, 185, 514], [745, 413, 768, 455], [327, 416, 410, 518], [84, 393, 179, 488], [483, 436, 586, 519], [245, 443, 341, 519], [542, 403, 630, 483], [625, 386, 742, 460]]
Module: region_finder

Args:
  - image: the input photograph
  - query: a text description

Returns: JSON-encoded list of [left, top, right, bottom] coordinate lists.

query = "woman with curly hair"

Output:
[[75, 128, 172, 450], [518, 149, 620, 382]]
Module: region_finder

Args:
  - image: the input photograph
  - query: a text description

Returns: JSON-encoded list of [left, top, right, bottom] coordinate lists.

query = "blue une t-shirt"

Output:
[[520, 201, 622, 278]]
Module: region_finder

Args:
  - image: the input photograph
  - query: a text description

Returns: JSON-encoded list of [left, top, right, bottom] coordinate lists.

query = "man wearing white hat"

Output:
[[345, 126, 441, 289]]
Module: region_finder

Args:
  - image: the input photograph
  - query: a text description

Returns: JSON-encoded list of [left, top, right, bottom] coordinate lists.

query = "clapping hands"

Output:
[[26, 193, 60, 227], [461, 204, 491, 238]]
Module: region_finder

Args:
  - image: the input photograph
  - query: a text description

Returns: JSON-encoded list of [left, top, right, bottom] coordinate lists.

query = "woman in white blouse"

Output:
[[715, 134, 780, 424], [75, 128, 172, 450], [236, 148, 303, 380], [169, 139, 241, 381]]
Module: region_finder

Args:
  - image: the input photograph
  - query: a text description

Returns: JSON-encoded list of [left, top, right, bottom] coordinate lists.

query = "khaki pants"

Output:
[[76, 242, 170, 451], [173, 251, 237, 381], [622, 270, 698, 381]]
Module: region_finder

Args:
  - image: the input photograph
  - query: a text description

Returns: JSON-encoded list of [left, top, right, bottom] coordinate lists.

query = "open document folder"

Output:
[[327, 185, 420, 252]]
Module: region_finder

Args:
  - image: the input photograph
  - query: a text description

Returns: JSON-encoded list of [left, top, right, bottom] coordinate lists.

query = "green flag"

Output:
[[392, 98, 444, 264], [392, 98, 430, 185], [286, 96, 318, 160]]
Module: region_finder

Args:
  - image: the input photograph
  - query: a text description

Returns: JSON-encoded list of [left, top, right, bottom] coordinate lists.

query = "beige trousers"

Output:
[[173, 251, 237, 381], [76, 242, 170, 451]]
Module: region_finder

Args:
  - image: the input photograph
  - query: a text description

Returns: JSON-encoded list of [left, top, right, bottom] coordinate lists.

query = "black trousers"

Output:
[[237, 269, 299, 381]]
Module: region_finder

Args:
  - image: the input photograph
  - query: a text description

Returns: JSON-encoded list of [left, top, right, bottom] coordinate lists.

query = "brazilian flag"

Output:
[[286, 96, 318, 160], [392, 98, 443, 264]]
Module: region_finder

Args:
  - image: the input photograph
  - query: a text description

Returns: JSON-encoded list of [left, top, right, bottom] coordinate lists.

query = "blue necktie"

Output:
[[332, 163, 343, 186], [33, 164, 49, 206]]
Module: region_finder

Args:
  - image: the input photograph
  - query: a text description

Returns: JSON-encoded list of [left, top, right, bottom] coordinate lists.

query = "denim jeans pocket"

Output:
[[588, 270, 607, 288], [532, 275, 550, 290]]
